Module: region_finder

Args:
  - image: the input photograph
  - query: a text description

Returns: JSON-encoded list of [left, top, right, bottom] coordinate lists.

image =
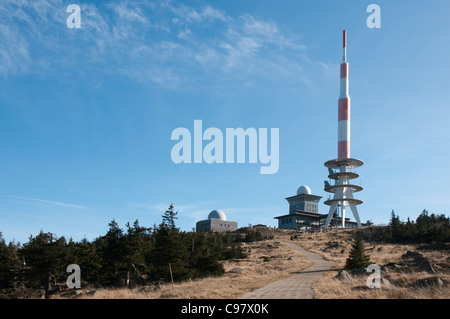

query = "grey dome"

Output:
[[208, 209, 226, 221], [297, 185, 312, 195]]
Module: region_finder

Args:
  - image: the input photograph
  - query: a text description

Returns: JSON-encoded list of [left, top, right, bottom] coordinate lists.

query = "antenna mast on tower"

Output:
[[323, 30, 364, 228]]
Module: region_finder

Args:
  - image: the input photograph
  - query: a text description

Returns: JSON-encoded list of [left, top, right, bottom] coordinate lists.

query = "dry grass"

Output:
[[290, 228, 450, 299], [65, 239, 311, 299], [51, 228, 450, 299]]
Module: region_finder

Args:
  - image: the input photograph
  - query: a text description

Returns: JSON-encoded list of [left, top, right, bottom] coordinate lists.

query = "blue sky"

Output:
[[1, 0, 450, 244]]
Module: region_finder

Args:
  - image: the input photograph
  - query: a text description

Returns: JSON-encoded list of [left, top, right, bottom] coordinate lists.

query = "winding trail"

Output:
[[239, 242, 335, 299]]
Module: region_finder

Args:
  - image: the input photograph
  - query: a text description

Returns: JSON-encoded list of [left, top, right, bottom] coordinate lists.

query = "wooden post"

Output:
[[168, 263, 174, 289], [44, 270, 52, 299]]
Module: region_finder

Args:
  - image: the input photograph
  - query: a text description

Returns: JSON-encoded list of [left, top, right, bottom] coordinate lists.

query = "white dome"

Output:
[[297, 185, 311, 195], [208, 209, 227, 221]]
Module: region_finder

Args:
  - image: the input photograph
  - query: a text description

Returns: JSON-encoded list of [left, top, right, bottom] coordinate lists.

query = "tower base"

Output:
[[324, 158, 363, 228]]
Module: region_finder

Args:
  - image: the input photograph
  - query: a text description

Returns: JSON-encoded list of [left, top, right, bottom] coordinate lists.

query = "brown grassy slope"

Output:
[[55, 228, 449, 299], [70, 239, 312, 299], [290, 228, 450, 299]]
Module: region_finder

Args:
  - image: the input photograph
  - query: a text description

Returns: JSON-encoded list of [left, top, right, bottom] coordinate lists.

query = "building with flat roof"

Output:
[[196, 209, 238, 233], [274, 185, 360, 230]]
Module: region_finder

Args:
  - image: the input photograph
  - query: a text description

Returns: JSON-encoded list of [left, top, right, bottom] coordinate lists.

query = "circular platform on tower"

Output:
[[324, 158, 364, 169], [328, 171, 360, 180], [324, 198, 363, 206], [324, 184, 363, 193]]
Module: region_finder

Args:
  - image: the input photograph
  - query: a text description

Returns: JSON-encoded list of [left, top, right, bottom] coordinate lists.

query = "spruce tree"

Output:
[[148, 204, 193, 282], [19, 231, 70, 298], [101, 219, 128, 284], [345, 233, 371, 270], [124, 220, 152, 284], [72, 238, 102, 284], [162, 203, 178, 230], [0, 233, 21, 289]]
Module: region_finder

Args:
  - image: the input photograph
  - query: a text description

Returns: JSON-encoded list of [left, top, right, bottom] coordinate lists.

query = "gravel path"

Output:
[[239, 242, 335, 299]]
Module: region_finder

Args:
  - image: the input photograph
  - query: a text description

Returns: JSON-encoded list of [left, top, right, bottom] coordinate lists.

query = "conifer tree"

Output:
[[0, 233, 21, 289], [345, 233, 371, 270], [71, 238, 102, 284], [19, 231, 70, 298], [162, 203, 178, 230], [101, 219, 128, 284], [124, 219, 152, 284], [148, 204, 193, 281]]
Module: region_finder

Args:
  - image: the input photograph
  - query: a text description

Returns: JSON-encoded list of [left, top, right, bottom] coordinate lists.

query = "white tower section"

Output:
[[323, 30, 363, 228]]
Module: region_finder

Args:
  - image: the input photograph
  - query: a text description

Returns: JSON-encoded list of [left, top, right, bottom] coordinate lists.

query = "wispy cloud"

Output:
[[0, 0, 325, 89], [0, 24, 30, 76], [67, 188, 102, 199], [126, 201, 278, 228], [3, 195, 89, 210], [164, 2, 227, 23], [128, 201, 214, 212], [127, 200, 216, 221]]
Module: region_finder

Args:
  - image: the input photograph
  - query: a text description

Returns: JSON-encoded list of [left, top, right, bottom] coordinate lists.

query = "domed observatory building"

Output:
[[274, 185, 328, 231], [196, 210, 238, 233]]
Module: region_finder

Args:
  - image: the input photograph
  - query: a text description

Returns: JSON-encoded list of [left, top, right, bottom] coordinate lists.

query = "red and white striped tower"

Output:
[[338, 30, 350, 159], [323, 30, 364, 228]]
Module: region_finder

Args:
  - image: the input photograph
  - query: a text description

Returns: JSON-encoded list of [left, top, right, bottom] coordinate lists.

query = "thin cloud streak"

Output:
[[3, 195, 89, 210], [127, 201, 218, 224], [128, 201, 215, 213]]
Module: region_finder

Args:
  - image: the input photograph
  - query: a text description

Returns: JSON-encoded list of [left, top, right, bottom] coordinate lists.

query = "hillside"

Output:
[[57, 235, 312, 299], [2, 226, 449, 299], [57, 227, 450, 299], [294, 228, 449, 298]]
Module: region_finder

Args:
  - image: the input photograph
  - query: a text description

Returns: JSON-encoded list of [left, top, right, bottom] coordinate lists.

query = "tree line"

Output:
[[0, 204, 259, 297], [361, 209, 450, 244], [345, 210, 449, 271]]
